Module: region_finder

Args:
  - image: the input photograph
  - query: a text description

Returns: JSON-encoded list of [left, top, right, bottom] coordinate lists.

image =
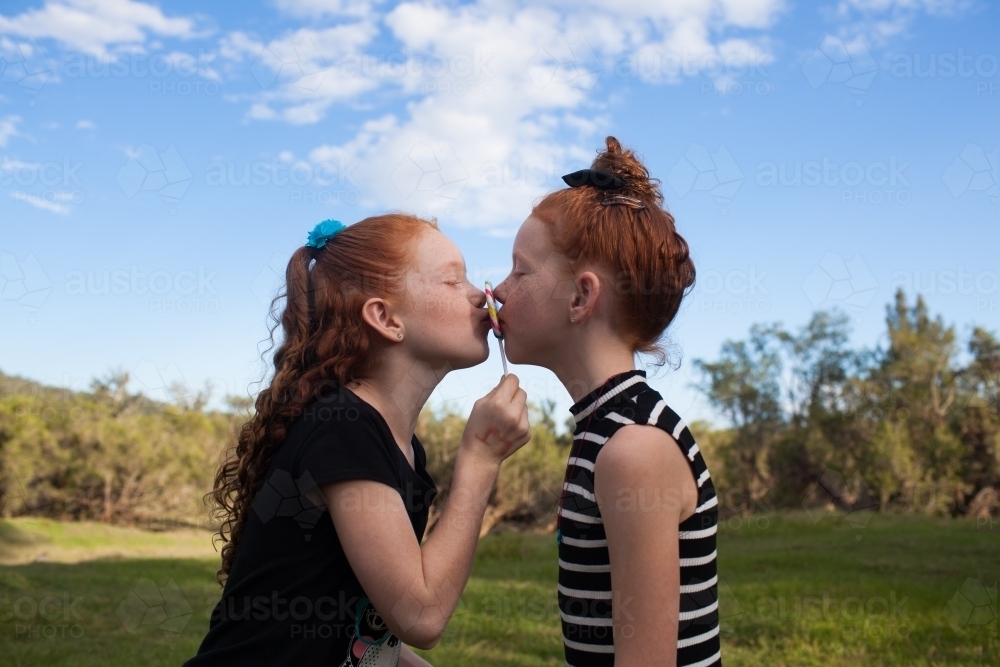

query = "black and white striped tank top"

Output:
[[557, 370, 721, 667]]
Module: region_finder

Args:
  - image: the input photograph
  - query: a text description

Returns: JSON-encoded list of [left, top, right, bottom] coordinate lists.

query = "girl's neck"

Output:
[[548, 336, 637, 403], [346, 355, 446, 466]]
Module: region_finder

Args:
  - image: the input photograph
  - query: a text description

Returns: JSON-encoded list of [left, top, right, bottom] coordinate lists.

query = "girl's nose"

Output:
[[492, 280, 507, 305]]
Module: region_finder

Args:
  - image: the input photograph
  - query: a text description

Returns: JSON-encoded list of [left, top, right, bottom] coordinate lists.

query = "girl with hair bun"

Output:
[[186, 213, 532, 667], [493, 137, 721, 667]]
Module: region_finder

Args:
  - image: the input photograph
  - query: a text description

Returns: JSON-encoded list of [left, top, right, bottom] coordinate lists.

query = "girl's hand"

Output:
[[461, 373, 531, 466]]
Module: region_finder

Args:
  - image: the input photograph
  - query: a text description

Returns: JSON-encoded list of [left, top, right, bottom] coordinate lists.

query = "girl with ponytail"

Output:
[[493, 138, 721, 667], [186, 213, 531, 667]]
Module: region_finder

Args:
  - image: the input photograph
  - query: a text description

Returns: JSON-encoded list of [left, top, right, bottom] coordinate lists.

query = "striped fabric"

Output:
[[558, 370, 721, 667]]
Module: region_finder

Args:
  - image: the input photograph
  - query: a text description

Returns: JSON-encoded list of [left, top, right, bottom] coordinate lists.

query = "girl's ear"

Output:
[[569, 271, 602, 323], [360, 297, 404, 342]]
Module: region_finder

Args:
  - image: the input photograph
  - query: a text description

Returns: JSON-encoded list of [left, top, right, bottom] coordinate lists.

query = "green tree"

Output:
[[695, 325, 784, 513], [858, 290, 964, 513]]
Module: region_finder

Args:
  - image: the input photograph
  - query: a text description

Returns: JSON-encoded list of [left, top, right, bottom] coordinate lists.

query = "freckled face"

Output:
[[491, 215, 575, 367], [398, 229, 491, 369]]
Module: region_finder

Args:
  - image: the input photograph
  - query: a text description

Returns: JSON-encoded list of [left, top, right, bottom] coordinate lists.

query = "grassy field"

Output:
[[0, 513, 996, 666]]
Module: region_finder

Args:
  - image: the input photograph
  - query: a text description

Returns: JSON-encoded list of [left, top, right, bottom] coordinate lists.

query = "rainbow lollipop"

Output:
[[484, 281, 508, 376]]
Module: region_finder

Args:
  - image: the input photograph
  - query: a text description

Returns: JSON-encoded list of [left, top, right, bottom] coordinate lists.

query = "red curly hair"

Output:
[[211, 213, 437, 584]]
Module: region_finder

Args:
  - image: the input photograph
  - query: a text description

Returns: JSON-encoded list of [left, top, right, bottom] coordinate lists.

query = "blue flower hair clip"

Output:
[[305, 219, 346, 249]]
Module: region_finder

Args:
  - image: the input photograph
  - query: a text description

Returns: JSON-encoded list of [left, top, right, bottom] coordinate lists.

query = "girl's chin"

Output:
[[443, 337, 490, 369], [502, 337, 547, 369], [500, 337, 521, 365]]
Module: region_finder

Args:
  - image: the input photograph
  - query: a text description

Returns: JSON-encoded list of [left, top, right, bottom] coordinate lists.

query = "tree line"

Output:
[[0, 289, 996, 529], [694, 289, 999, 519], [0, 369, 573, 532]]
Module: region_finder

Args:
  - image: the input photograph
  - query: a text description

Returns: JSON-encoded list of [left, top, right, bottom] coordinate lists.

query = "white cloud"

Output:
[[1, 156, 40, 172], [302, 4, 605, 230], [161, 50, 221, 81], [0, 115, 22, 147], [9, 190, 71, 215], [0, 35, 56, 93], [218, 0, 787, 230], [0, 0, 202, 57], [217, 23, 379, 124], [837, 0, 968, 13], [829, 0, 973, 48], [76, 119, 97, 129], [273, 0, 378, 18], [3, 159, 78, 214], [719, 0, 788, 27]]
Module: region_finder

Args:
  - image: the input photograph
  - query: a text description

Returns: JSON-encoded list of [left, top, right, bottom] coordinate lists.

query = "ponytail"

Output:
[[210, 213, 437, 584]]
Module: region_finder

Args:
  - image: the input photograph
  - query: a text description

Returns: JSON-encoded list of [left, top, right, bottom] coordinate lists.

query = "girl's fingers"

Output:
[[493, 373, 520, 403]]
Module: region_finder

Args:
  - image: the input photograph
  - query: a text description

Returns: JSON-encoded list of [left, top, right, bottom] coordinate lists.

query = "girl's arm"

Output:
[[592, 424, 698, 667], [323, 374, 529, 649]]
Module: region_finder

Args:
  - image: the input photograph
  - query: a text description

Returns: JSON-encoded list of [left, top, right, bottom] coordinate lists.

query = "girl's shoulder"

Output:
[[269, 395, 402, 492], [286, 389, 386, 444], [626, 385, 686, 431]]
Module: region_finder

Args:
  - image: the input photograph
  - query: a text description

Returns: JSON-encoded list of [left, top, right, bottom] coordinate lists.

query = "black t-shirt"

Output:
[[185, 386, 438, 667]]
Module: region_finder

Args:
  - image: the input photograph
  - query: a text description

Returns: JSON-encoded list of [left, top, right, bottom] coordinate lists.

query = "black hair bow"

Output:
[[562, 169, 625, 190]]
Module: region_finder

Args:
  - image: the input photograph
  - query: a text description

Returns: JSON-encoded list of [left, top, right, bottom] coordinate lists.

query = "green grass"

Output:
[[708, 512, 998, 666], [0, 513, 996, 666], [0, 518, 216, 565]]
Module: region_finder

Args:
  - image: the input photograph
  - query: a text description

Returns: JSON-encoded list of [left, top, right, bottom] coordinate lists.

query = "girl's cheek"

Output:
[[504, 287, 521, 314]]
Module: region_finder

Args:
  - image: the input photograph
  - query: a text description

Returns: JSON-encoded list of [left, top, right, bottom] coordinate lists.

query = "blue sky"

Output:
[[1, 0, 997, 426]]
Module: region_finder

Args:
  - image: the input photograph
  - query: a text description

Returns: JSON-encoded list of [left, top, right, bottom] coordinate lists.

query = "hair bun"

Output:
[[591, 136, 663, 206]]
